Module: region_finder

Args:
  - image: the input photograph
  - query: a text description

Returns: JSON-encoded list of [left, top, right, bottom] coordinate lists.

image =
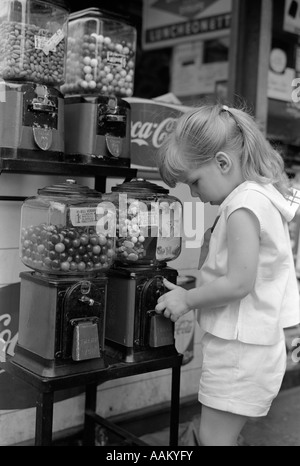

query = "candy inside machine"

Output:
[[103, 179, 183, 363]]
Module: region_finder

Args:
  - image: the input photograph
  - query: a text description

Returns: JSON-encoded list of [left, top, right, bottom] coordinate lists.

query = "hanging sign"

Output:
[[171, 40, 229, 97], [124, 97, 193, 170], [268, 48, 296, 102], [142, 0, 232, 50], [284, 0, 300, 34]]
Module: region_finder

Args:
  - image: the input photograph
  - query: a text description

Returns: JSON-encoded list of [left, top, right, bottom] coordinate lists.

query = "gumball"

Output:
[[80, 80, 89, 89], [72, 238, 81, 248], [63, 237, 72, 249], [85, 73, 93, 82], [98, 234, 107, 246], [55, 242, 65, 253], [115, 43, 123, 53], [83, 56, 91, 65], [80, 234, 89, 245], [92, 245, 101, 255], [37, 244, 46, 254], [77, 262, 86, 272], [61, 261, 70, 272], [67, 229, 77, 240], [70, 262, 78, 271], [47, 241, 55, 251], [107, 248, 115, 258], [91, 254, 100, 263], [86, 244, 93, 253], [59, 252, 68, 262], [51, 260, 61, 270], [100, 254, 107, 264], [49, 250, 58, 260], [83, 65, 92, 74], [78, 245, 86, 255], [90, 235, 99, 245], [44, 257, 52, 268], [86, 261, 94, 270], [51, 234, 60, 244], [74, 254, 82, 264], [23, 239, 32, 249], [104, 36, 111, 45], [82, 254, 90, 263]]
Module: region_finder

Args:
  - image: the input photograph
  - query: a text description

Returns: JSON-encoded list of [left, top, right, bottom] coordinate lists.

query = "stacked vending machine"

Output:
[[0, 0, 69, 161], [61, 8, 136, 167]]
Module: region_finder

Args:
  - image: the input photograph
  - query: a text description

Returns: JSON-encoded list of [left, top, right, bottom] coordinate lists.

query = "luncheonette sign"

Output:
[[142, 0, 232, 50], [124, 97, 193, 170]]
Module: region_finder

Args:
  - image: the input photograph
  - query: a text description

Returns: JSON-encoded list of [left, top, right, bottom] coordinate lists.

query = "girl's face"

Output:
[[185, 158, 233, 205]]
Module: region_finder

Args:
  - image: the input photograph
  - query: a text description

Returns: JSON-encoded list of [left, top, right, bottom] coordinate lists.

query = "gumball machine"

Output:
[[61, 8, 136, 166], [13, 179, 117, 377], [0, 0, 69, 161], [103, 179, 183, 363]]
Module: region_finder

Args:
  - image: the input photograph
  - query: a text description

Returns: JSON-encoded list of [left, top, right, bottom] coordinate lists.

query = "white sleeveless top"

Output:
[[197, 181, 300, 345]]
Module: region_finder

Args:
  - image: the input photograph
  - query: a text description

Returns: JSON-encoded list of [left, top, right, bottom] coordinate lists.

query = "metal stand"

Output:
[[1, 353, 183, 446]]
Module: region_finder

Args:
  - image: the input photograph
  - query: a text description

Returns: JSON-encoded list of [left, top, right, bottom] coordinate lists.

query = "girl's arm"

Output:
[[155, 208, 260, 321]]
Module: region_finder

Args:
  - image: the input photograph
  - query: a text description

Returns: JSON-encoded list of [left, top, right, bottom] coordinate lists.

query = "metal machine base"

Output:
[[13, 345, 107, 378], [104, 340, 179, 364], [0, 147, 64, 161]]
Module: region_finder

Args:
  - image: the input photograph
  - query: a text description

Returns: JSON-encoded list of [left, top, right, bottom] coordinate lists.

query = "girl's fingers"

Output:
[[157, 294, 165, 304], [163, 309, 171, 319], [163, 278, 178, 291], [155, 301, 166, 313]]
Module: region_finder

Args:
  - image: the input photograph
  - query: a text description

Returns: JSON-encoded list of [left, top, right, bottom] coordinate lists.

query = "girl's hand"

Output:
[[155, 278, 190, 322]]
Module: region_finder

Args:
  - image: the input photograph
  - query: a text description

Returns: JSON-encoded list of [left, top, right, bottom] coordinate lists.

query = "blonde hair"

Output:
[[157, 104, 290, 196]]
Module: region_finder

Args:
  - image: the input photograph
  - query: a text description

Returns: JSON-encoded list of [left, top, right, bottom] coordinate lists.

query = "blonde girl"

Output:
[[155, 104, 300, 446]]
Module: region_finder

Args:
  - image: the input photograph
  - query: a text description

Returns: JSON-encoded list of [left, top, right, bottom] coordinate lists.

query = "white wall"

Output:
[[0, 173, 218, 446]]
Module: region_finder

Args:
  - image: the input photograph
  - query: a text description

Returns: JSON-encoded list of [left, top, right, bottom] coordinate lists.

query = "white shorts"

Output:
[[199, 332, 287, 418]]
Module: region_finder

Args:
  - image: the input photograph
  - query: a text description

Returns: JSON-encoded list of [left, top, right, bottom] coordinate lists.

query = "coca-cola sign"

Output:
[[125, 97, 192, 169]]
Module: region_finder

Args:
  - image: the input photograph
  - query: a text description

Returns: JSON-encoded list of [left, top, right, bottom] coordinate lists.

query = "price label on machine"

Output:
[[69, 207, 98, 227]]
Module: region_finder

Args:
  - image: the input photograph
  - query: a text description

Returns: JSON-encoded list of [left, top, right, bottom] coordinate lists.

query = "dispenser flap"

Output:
[[33, 126, 53, 151]]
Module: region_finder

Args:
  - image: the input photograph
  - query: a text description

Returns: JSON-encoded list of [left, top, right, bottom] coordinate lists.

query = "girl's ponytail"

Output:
[[226, 107, 291, 196]]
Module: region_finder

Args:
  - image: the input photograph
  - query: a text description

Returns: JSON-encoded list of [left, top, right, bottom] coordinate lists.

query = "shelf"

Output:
[[1, 352, 182, 446], [0, 158, 137, 180]]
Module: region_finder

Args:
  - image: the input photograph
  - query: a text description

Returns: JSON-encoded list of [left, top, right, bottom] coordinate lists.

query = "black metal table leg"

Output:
[[169, 364, 181, 446], [4, 352, 182, 447], [35, 391, 54, 446], [83, 382, 98, 446]]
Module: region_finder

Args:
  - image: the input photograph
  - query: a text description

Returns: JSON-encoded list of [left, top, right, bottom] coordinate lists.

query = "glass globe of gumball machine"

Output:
[[61, 8, 136, 166], [13, 179, 116, 377], [0, 0, 69, 161], [103, 179, 183, 363]]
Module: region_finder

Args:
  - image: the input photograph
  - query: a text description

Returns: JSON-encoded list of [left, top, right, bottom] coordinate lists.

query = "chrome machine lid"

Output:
[[68, 7, 133, 25], [111, 179, 169, 195], [45, 0, 70, 10], [37, 179, 102, 198]]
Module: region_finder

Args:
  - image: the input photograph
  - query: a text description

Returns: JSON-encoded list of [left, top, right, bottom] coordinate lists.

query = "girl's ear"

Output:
[[215, 152, 232, 174]]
